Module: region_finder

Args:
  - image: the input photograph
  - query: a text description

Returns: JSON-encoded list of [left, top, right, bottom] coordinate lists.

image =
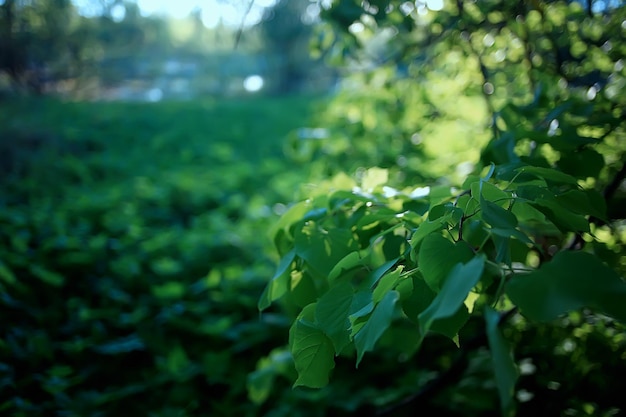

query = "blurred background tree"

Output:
[[0, 0, 76, 93], [257, 0, 323, 93]]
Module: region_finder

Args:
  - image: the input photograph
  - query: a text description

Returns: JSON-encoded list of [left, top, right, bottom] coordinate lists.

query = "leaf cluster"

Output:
[[260, 0, 626, 415]]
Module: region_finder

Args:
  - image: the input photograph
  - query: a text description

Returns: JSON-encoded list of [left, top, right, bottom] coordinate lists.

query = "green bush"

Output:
[[258, 1, 626, 416]]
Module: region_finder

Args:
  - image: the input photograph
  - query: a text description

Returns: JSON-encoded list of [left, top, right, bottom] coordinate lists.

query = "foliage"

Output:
[[260, 0, 626, 415], [0, 96, 321, 416], [2, 0, 626, 415]]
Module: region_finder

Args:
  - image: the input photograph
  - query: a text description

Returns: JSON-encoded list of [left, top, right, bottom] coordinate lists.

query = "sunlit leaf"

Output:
[[372, 266, 403, 303], [364, 257, 399, 288]]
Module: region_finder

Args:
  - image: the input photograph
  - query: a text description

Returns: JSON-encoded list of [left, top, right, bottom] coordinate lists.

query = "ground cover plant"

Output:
[[0, 95, 322, 416]]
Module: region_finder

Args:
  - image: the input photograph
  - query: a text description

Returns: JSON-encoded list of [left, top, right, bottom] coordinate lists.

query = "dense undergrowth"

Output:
[[0, 96, 321, 416]]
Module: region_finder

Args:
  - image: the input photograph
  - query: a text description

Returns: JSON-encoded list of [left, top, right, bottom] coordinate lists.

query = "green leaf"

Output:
[[409, 217, 448, 251], [289, 304, 336, 388], [259, 249, 296, 310], [584, 189, 608, 221], [506, 251, 626, 322], [372, 266, 403, 303], [430, 305, 470, 344], [364, 257, 399, 288], [356, 208, 398, 229], [490, 227, 534, 246], [485, 307, 518, 416], [354, 290, 400, 366], [429, 186, 454, 206], [516, 166, 579, 185], [471, 181, 509, 206], [289, 271, 318, 308], [402, 274, 435, 322], [481, 199, 518, 229], [315, 282, 354, 354], [418, 234, 474, 291], [350, 299, 374, 322], [483, 163, 496, 181], [294, 224, 357, 277], [457, 193, 480, 216], [429, 203, 451, 221], [481, 132, 518, 165], [328, 251, 365, 282], [555, 189, 607, 221], [269, 201, 311, 241], [93, 334, 145, 355], [491, 234, 511, 265], [531, 198, 590, 233], [511, 200, 547, 223], [395, 275, 414, 301], [418, 256, 485, 336]]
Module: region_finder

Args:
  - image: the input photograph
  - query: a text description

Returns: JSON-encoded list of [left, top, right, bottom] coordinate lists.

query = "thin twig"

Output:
[[234, 0, 256, 49]]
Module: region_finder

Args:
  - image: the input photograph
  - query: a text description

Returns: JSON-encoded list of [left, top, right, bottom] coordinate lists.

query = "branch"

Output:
[[234, 0, 256, 49]]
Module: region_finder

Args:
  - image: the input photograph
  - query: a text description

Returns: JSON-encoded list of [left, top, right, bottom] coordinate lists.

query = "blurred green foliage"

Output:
[[0, 96, 323, 416], [2, 0, 626, 416]]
